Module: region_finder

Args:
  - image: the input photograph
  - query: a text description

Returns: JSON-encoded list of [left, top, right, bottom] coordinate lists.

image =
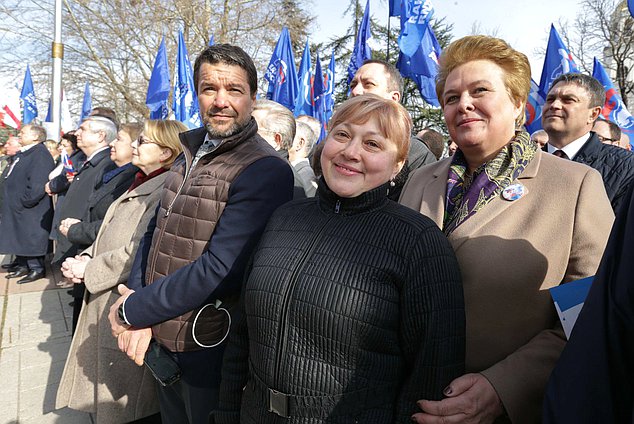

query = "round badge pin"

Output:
[[502, 183, 527, 201]]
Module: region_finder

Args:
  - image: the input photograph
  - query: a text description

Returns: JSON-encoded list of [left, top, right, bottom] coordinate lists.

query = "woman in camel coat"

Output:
[[56, 120, 185, 423], [402, 36, 614, 424]]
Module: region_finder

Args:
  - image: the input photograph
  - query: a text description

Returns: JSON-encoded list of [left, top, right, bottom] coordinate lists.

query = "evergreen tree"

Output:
[[324, 8, 454, 135]]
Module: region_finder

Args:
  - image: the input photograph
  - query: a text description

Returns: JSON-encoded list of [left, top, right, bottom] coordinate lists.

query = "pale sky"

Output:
[[313, 0, 583, 80], [1, 0, 586, 119]]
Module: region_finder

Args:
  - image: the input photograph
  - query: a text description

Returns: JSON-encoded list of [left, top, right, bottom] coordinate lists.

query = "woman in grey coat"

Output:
[[56, 120, 185, 423]]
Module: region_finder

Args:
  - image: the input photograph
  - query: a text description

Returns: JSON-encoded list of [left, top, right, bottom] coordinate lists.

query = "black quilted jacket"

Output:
[[573, 132, 634, 214], [215, 180, 465, 424]]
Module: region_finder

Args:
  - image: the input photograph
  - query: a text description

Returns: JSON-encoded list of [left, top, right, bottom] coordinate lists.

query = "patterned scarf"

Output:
[[443, 131, 536, 235]]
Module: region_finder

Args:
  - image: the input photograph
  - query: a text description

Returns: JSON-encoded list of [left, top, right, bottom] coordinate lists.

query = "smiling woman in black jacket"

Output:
[[214, 95, 465, 424]]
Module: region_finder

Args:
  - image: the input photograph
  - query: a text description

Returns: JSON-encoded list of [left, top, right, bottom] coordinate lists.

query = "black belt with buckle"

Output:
[[268, 388, 290, 418], [248, 364, 395, 419]]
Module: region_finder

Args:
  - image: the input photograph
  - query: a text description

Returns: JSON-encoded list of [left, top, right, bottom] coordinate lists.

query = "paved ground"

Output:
[[0, 255, 94, 423]]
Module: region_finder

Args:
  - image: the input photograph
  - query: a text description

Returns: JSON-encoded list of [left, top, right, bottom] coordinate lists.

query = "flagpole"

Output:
[[51, 0, 63, 141]]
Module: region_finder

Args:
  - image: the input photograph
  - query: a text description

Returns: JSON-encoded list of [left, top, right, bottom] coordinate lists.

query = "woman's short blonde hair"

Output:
[[327, 94, 412, 162], [436, 35, 531, 127], [143, 120, 186, 167]]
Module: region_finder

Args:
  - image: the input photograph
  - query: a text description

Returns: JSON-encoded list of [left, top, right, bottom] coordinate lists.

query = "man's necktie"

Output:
[[553, 150, 569, 160]]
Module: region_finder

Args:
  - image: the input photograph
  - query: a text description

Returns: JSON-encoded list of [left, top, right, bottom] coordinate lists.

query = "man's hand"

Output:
[[412, 373, 504, 424], [117, 327, 152, 366], [45, 182, 52, 196], [108, 284, 135, 337], [59, 218, 81, 237], [66, 172, 75, 183]]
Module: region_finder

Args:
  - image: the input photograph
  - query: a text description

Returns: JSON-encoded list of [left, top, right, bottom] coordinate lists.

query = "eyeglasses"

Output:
[[136, 136, 159, 146], [597, 135, 619, 144]]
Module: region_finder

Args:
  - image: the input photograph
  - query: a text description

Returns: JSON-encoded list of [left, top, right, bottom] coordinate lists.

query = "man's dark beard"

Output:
[[204, 116, 250, 139]]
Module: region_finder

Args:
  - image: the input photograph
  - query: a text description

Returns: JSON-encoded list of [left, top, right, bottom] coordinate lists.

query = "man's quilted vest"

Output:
[[146, 123, 277, 352]]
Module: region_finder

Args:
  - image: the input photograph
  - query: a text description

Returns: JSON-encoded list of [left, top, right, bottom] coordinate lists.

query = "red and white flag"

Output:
[[0, 85, 21, 129]]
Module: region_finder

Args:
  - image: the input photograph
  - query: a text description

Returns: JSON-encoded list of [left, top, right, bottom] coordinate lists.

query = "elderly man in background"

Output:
[[0, 136, 23, 271], [52, 115, 118, 332], [0, 136, 20, 174], [0, 124, 55, 283], [289, 121, 318, 196], [350, 59, 436, 199], [52, 116, 117, 265], [297, 114, 322, 143], [252, 98, 306, 198], [530, 129, 549, 149], [0, 136, 22, 215]]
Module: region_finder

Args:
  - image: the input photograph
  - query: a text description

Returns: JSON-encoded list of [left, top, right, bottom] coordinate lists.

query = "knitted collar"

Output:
[[317, 177, 390, 216]]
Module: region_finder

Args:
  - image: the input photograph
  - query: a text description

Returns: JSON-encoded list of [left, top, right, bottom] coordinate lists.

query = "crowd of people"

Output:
[[0, 36, 632, 424]]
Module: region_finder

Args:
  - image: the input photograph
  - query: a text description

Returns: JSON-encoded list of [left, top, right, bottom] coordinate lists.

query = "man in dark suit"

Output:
[[544, 184, 634, 423], [58, 124, 138, 249], [542, 73, 634, 214], [0, 136, 22, 218], [52, 116, 117, 265], [51, 115, 118, 331], [0, 124, 55, 283]]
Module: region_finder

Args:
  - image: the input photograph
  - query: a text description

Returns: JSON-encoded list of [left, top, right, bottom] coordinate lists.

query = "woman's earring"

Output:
[[390, 180, 396, 187]]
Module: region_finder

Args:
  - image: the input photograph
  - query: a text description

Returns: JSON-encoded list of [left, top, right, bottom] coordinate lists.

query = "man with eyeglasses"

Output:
[[51, 115, 122, 331], [593, 118, 622, 146], [542, 73, 634, 214]]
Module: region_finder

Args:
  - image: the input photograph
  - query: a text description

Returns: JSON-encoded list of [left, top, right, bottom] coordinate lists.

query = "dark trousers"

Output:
[[156, 346, 226, 424], [71, 283, 85, 334], [16, 255, 45, 273]]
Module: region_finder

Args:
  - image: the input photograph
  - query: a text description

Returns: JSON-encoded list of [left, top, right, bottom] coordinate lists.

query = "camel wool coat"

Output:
[[56, 172, 168, 423], [400, 150, 614, 424]]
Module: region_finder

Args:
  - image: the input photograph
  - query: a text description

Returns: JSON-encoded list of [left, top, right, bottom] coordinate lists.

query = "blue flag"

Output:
[[525, 79, 545, 134], [389, 0, 401, 16], [324, 49, 336, 123], [347, 0, 372, 84], [397, 21, 441, 107], [20, 65, 38, 124], [45, 98, 52, 122], [629, 0, 634, 17], [265, 27, 299, 111], [592, 57, 634, 145], [313, 55, 327, 142], [173, 31, 201, 129], [81, 82, 92, 123], [550, 276, 594, 339], [538, 24, 579, 100], [294, 39, 313, 117], [209, 35, 214, 46], [147, 37, 171, 120], [398, 0, 434, 57]]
